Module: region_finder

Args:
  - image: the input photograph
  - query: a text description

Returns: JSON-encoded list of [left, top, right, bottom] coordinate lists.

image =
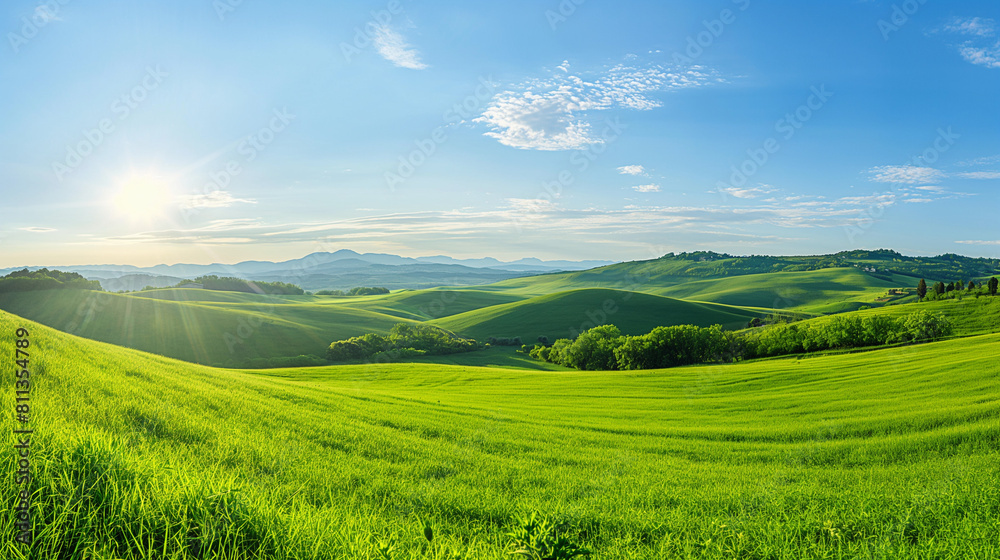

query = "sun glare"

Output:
[[112, 175, 173, 221]]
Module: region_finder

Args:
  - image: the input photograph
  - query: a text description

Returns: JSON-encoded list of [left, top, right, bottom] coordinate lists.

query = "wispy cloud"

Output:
[[617, 165, 647, 176], [474, 60, 722, 150], [944, 17, 996, 37], [959, 43, 1000, 68], [177, 190, 256, 209], [506, 198, 559, 213], [956, 240, 1000, 246], [868, 165, 946, 184], [957, 171, 1000, 180], [717, 185, 776, 199], [373, 26, 427, 70], [958, 154, 1000, 166], [631, 184, 661, 193], [19, 226, 57, 233], [938, 17, 1000, 69], [109, 184, 965, 249]]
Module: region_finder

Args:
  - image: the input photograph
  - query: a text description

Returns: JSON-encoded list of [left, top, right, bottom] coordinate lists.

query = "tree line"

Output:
[[527, 311, 953, 371], [174, 276, 305, 295], [327, 323, 477, 362], [917, 277, 998, 300], [0, 269, 103, 293], [315, 287, 391, 296]]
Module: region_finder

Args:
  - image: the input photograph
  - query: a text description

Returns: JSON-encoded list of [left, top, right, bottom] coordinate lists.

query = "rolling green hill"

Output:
[[0, 289, 410, 366], [431, 288, 764, 342], [484, 266, 910, 312], [2, 309, 999, 558], [658, 267, 909, 312], [816, 295, 1000, 337], [337, 288, 527, 321], [480, 250, 997, 302]]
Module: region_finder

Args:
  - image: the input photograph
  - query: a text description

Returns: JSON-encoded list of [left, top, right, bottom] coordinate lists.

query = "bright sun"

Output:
[[112, 175, 173, 221]]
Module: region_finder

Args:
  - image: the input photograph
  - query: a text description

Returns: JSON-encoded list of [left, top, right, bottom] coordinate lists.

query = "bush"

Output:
[[488, 336, 523, 346], [533, 311, 955, 371], [183, 276, 304, 295], [326, 323, 477, 362]]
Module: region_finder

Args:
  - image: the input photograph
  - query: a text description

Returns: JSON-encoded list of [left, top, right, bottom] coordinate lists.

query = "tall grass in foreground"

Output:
[[3, 309, 1000, 558]]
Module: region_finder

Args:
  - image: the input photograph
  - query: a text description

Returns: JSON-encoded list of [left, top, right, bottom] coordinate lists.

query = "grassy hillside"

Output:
[[338, 288, 527, 321], [128, 287, 316, 304], [432, 288, 764, 342], [3, 309, 999, 558], [484, 267, 910, 312], [658, 267, 909, 313], [0, 289, 409, 366], [483, 250, 1000, 295], [826, 295, 1000, 337]]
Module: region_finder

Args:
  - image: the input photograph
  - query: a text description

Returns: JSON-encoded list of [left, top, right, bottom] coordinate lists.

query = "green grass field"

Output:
[[3, 308, 999, 559], [657, 268, 909, 313], [479, 267, 910, 313], [430, 288, 764, 343], [0, 289, 411, 366]]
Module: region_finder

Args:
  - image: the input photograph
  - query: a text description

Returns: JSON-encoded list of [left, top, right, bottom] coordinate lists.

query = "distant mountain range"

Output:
[[0, 250, 617, 292]]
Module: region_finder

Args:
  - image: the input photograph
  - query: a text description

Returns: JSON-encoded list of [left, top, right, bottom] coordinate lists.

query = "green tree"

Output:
[[989, 277, 999, 296], [967, 280, 976, 291], [916, 278, 927, 299]]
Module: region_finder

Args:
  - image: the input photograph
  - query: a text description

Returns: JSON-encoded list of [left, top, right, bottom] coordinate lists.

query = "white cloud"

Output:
[[959, 42, 1000, 68], [904, 198, 934, 204], [868, 165, 946, 184], [177, 191, 257, 209], [956, 240, 1000, 246], [944, 17, 996, 37], [939, 17, 1000, 69], [958, 154, 1000, 166], [718, 185, 776, 199], [617, 165, 646, 176], [19, 226, 56, 233], [506, 198, 558, 213], [373, 26, 427, 70], [632, 184, 661, 193], [474, 61, 721, 150], [957, 171, 1000, 179]]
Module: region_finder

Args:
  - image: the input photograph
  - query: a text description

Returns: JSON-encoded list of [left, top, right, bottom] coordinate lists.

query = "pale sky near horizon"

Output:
[[2, 0, 999, 267]]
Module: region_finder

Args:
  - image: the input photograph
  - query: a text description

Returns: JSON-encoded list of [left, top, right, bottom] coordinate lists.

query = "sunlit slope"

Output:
[[431, 288, 763, 342], [481, 265, 910, 311], [337, 288, 527, 320], [129, 287, 319, 304], [658, 267, 909, 312], [820, 296, 1000, 337], [2, 309, 999, 558], [0, 290, 409, 365]]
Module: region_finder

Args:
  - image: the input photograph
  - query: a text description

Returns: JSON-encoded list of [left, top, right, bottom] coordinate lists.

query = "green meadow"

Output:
[[3, 308, 1000, 559], [2, 257, 999, 558]]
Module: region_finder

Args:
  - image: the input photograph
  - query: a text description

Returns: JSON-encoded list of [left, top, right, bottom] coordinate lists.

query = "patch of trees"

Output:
[[0, 268, 102, 293], [738, 312, 952, 359], [327, 323, 477, 362], [177, 276, 304, 295], [918, 277, 998, 301], [315, 287, 390, 296], [488, 336, 523, 346], [528, 311, 953, 371]]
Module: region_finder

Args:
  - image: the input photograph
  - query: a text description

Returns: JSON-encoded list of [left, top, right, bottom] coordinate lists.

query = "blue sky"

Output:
[[2, 0, 999, 267]]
